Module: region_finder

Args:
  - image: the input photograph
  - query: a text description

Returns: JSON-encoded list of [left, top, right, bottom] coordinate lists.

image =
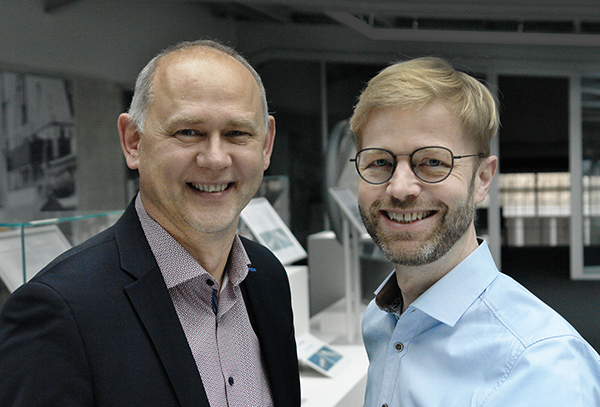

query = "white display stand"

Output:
[[0, 210, 123, 293], [240, 197, 307, 265], [286, 265, 310, 338], [328, 187, 368, 343], [300, 344, 368, 407], [0, 224, 72, 292], [297, 333, 349, 377], [299, 298, 369, 407], [239, 195, 368, 405]]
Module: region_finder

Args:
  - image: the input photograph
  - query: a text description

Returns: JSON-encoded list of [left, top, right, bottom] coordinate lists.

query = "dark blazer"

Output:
[[0, 201, 301, 407]]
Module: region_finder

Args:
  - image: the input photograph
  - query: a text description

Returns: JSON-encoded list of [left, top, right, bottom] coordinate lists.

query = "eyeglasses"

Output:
[[350, 146, 485, 185]]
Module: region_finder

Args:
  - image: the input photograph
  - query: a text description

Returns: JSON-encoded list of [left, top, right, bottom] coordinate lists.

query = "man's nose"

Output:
[[385, 158, 423, 200], [196, 135, 232, 169]]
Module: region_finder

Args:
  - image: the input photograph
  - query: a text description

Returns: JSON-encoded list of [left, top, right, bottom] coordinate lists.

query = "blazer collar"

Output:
[[114, 201, 210, 407]]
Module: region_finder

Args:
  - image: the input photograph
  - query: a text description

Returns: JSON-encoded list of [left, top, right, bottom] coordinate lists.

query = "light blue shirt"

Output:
[[362, 240, 600, 407]]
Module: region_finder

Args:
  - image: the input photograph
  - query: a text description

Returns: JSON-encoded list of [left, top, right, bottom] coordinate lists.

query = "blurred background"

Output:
[[0, 0, 599, 351]]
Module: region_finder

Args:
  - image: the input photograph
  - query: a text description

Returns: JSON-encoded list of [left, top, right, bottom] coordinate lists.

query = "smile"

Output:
[[188, 183, 230, 193], [386, 210, 434, 224]]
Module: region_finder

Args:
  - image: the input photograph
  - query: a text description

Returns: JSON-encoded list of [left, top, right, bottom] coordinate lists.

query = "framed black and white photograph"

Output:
[[0, 71, 77, 213]]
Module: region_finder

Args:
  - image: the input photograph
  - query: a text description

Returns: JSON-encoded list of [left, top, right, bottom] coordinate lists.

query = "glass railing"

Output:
[[0, 210, 123, 292]]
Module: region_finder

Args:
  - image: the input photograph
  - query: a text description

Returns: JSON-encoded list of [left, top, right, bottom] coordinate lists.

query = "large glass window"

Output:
[[582, 77, 600, 270], [500, 173, 570, 246], [498, 75, 570, 249]]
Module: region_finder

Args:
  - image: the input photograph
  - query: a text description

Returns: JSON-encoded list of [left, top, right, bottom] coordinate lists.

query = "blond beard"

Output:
[[359, 178, 475, 267]]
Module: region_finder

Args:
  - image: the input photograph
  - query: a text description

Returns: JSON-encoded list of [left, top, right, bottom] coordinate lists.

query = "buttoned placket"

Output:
[[377, 307, 423, 407], [209, 265, 258, 406]]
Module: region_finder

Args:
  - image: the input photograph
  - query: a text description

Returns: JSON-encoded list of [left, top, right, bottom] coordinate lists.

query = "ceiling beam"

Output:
[[241, 3, 291, 22], [185, 1, 600, 21], [43, 0, 83, 13], [327, 11, 600, 47]]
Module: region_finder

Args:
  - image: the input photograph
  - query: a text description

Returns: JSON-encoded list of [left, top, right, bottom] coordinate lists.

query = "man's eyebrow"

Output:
[[163, 115, 204, 128], [227, 118, 263, 134], [163, 116, 262, 134]]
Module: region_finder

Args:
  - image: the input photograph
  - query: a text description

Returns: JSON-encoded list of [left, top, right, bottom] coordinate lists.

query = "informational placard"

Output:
[[240, 197, 307, 265], [296, 332, 349, 377], [0, 224, 72, 292]]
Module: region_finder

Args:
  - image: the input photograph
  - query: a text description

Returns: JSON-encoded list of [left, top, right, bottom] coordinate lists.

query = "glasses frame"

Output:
[[350, 146, 486, 185]]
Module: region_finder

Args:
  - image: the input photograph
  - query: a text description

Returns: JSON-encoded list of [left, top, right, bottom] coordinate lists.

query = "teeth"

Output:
[[387, 211, 428, 223], [190, 183, 228, 192]]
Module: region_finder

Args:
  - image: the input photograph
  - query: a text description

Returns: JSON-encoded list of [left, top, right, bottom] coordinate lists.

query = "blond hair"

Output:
[[350, 57, 499, 155]]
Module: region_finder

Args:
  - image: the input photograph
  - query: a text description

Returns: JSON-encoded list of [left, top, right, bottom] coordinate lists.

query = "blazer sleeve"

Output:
[[0, 281, 93, 407]]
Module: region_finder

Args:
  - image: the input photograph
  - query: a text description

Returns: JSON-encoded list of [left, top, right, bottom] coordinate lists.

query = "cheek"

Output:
[[358, 182, 379, 207], [236, 147, 267, 172], [139, 147, 190, 185]]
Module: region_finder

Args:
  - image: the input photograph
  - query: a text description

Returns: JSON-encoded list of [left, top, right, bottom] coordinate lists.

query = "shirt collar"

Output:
[[135, 194, 252, 289], [375, 239, 499, 326]]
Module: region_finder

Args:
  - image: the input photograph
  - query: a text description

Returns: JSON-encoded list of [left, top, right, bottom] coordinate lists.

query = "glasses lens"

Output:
[[411, 147, 453, 182], [356, 149, 394, 184]]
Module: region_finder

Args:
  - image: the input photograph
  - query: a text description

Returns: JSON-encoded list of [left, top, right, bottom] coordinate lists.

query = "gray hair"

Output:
[[127, 39, 269, 133]]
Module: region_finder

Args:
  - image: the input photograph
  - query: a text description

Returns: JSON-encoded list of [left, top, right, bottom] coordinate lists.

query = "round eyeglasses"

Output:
[[350, 146, 485, 185]]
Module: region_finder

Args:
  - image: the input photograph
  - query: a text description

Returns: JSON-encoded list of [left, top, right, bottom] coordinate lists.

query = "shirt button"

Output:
[[382, 404, 389, 407], [206, 279, 214, 286], [228, 376, 234, 386], [394, 342, 404, 352]]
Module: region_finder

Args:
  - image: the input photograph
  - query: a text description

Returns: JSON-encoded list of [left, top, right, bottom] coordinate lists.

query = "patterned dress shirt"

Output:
[[136, 196, 274, 407]]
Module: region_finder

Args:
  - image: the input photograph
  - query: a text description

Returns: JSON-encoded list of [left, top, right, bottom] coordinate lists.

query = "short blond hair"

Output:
[[350, 57, 499, 155]]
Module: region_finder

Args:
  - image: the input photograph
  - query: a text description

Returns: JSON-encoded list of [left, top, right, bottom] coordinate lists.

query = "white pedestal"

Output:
[[299, 298, 369, 407], [286, 265, 310, 337], [300, 345, 368, 407]]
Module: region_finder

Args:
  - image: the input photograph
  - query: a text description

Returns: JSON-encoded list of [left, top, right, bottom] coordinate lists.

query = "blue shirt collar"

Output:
[[375, 239, 499, 327]]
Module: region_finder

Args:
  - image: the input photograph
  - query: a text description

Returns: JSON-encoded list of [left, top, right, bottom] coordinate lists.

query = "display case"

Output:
[[0, 210, 123, 292]]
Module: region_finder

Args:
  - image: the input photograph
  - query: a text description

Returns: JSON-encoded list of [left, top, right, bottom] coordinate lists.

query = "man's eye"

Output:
[[176, 129, 198, 137], [227, 130, 250, 137], [367, 158, 391, 168], [425, 158, 442, 167], [415, 157, 448, 168], [374, 159, 391, 167]]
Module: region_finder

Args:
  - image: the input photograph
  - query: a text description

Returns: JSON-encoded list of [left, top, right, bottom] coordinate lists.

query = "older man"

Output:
[[0, 40, 300, 407]]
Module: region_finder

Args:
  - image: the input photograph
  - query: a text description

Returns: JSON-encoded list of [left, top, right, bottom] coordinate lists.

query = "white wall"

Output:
[[0, 0, 237, 85]]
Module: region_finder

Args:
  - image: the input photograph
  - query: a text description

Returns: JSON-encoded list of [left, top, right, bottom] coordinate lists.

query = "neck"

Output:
[[176, 229, 236, 285], [136, 193, 237, 285], [394, 229, 480, 313]]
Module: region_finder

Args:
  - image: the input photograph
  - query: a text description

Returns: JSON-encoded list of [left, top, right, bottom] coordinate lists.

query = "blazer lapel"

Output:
[[240, 237, 301, 406], [125, 272, 209, 407], [115, 203, 210, 407]]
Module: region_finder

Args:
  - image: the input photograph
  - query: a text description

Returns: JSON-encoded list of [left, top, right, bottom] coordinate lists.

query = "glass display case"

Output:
[[0, 210, 123, 292]]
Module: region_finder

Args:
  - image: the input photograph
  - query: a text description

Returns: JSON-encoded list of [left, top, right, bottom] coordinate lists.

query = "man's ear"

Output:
[[262, 116, 276, 171], [118, 113, 141, 170], [474, 155, 498, 204]]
